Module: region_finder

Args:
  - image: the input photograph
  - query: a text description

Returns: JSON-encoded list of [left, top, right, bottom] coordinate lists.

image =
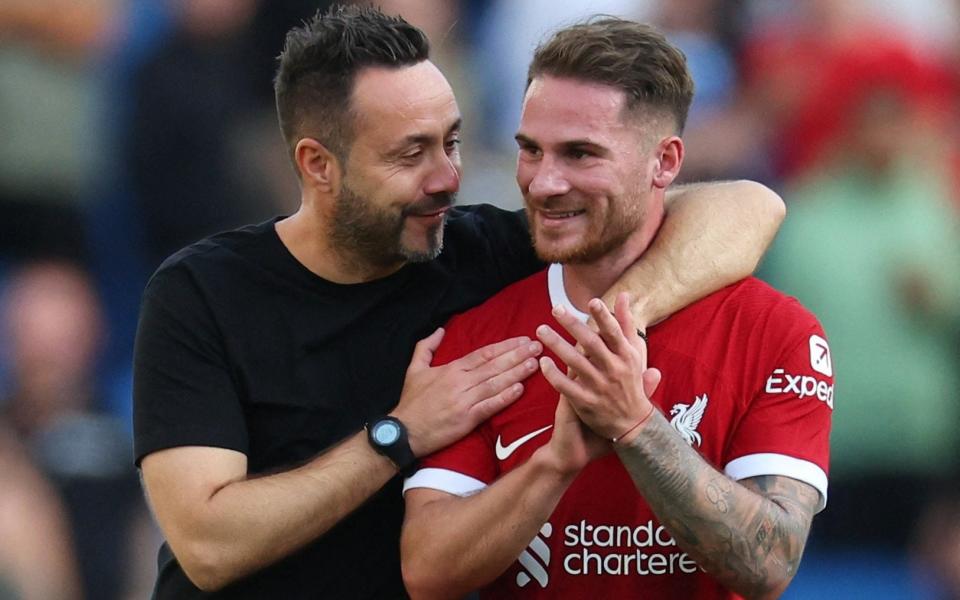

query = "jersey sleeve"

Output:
[[723, 304, 833, 511], [132, 264, 248, 465], [403, 311, 499, 497]]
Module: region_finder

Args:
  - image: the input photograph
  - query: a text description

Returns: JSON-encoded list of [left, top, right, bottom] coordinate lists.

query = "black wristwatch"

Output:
[[366, 416, 419, 477]]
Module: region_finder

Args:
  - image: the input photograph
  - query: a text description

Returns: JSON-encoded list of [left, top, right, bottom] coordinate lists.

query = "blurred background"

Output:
[[0, 0, 958, 598]]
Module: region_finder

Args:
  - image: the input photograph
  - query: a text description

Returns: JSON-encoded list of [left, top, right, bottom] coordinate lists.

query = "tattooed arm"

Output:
[[537, 295, 820, 599], [615, 413, 819, 599]]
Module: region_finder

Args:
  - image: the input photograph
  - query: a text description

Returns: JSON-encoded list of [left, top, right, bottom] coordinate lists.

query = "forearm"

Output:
[[149, 433, 398, 591], [605, 180, 784, 327], [615, 412, 812, 599], [402, 451, 574, 599]]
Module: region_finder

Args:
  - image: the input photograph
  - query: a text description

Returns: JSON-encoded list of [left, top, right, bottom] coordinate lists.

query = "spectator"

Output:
[[0, 421, 81, 600], [0, 261, 152, 600], [763, 61, 960, 550], [0, 0, 119, 262]]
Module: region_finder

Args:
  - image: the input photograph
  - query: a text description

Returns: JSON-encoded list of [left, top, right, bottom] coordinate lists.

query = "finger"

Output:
[[614, 293, 644, 352], [587, 298, 631, 355], [536, 324, 602, 386], [464, 340, 542, 387], [642, 367, 662, 399], [539, 356, 589, 401], [467, 355, 539, 401], [457, 336, 533, 371], [408, 328, 445, 372], [550, 305, 617, 372], [467, 382, 525, 424]]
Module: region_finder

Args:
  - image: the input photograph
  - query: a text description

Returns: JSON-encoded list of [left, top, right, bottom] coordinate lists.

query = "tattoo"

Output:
[[615, 413, 819, 598]]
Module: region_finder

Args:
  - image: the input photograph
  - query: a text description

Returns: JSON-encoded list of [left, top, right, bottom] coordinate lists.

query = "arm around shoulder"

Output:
[[606, 180, 785, 327]]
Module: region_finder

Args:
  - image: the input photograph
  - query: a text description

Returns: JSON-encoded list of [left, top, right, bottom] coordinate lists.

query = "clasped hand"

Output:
[[537, 292, 662, 467]]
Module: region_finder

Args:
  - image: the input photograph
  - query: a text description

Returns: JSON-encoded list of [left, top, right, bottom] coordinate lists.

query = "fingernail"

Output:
[[553, 305, 566, 317], [525, 358, 538, 370], [529, 341, 542, 353], [589, 298, 603, 310]]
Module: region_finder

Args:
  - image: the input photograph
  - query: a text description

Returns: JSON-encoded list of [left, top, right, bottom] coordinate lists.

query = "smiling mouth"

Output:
[[541, 209, 586, 219]]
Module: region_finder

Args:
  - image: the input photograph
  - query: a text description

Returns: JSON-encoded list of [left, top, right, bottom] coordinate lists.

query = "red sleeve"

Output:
[[724, 304, 833, 509]]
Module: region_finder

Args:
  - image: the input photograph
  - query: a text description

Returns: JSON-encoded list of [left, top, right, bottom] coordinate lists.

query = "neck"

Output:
[[276, 204, 404, 284], [562, 197, 665, 311]]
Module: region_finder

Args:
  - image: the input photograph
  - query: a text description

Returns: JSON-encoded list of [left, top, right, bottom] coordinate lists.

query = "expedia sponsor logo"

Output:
[[560, 520, 698, 577], [765, 368, 834, 409]]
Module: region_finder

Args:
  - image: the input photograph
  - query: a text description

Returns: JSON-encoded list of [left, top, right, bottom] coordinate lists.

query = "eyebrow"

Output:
[[515, 133, 610, 157], [514, 133, 536, 146], [387, 118, 462, 155]]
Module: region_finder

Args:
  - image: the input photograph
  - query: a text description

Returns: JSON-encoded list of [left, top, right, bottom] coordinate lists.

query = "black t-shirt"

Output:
[[133, 205, 541, 599]]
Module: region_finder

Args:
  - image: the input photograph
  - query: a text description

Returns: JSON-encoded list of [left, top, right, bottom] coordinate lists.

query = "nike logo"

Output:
[[495, 425, 553, 460]]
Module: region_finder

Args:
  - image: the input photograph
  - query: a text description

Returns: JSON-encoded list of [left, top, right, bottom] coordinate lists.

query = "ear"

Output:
[[652, 136, 684, 189], [294, 137, 342, 194]]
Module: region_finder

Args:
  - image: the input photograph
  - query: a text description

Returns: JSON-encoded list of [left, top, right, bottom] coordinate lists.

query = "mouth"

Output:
[[537, 208, 587, 224], [541, 209, 586, 219], [407, 206, 450, 219]]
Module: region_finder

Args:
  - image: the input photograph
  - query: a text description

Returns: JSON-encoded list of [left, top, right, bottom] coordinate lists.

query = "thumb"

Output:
[[409, 327, 445, 371], [642, 367, 662, 399]]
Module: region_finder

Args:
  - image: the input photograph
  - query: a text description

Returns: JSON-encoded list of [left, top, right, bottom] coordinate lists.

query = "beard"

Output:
[[330, 183, 455, 270], [530, 196, 646, 265]]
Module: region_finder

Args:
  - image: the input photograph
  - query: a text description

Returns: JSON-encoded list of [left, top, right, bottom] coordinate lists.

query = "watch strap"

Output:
[[366, 416, 419, 477]]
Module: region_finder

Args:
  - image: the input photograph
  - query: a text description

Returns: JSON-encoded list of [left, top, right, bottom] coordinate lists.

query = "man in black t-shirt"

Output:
[[134, 6, 786, 599]]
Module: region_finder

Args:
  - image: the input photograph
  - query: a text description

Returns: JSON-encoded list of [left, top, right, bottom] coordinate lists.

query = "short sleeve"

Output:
[[133, 265, 248, 465], [724, 316, 833, 511]]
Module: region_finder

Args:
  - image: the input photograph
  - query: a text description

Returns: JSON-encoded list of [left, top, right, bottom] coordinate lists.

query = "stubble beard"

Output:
[[330, 184, 452, 271], [531, 199, 645, 265]]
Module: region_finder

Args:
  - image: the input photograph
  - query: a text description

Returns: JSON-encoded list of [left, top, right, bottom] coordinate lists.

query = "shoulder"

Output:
[[154, 220, 275, 275], [660, 277, 828, 371], [682, 277, 823, 336], [146, 219, 278, 292]]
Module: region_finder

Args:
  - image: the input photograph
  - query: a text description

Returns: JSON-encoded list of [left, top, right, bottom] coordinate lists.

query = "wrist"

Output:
[[531, 444, 581, 484], [366, 416, 419, 477], [627, 293, 654, 331], [611, 404, 659, 448]]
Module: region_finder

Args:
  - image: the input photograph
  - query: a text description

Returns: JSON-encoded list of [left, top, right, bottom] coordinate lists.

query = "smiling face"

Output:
[[331, 61, 463, 268], [516, 75, 665, 265]]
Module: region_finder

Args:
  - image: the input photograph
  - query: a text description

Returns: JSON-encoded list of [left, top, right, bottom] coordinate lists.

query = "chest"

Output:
[[216, 268, 490, 472], [490, 351, 741, 476]]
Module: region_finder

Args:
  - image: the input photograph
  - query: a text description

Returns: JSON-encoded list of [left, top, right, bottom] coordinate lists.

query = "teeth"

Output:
[[545, 211, 583, 218]]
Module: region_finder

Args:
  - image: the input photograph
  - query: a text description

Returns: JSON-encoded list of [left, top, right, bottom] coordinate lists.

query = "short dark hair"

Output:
[[274, 5, 430, 165], [527, 17, 694, 133]]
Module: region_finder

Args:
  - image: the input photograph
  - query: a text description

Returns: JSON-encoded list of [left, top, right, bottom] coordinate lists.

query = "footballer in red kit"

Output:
[[405, 264, 832, 598]]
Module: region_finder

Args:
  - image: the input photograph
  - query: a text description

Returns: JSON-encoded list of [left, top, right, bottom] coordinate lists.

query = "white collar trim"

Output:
[[547, 264, 590, 323]]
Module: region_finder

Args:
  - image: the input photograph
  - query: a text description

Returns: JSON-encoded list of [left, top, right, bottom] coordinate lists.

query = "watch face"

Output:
[[372, 420, 402, 446]]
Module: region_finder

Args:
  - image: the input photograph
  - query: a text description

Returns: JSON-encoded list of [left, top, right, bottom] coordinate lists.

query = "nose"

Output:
[[423, 151, 461, 196], [522, 156, 570, 200]]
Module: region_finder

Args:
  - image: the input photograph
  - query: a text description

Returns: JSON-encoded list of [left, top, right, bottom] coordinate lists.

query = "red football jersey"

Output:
[[406, 265, 833, 599]]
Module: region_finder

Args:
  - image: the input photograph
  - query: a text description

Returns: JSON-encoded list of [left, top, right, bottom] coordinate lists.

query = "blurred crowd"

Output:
[[1, 0, 958, 598]]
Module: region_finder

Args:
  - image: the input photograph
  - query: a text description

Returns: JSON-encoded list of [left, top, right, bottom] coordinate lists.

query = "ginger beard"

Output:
[[527, 188, 648, 265], [330, 183, 455, 267]]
